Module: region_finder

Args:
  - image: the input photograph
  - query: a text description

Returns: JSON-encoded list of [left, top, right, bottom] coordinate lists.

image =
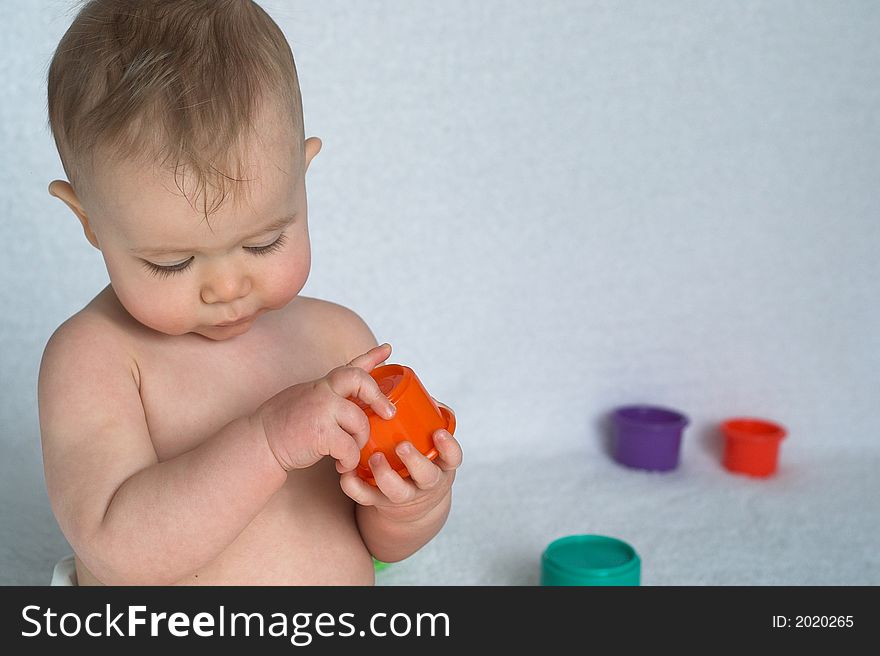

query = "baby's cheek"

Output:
[[149, 295, 195, 334], [123, 285, 193, 334], [266, 253, 310, 308]]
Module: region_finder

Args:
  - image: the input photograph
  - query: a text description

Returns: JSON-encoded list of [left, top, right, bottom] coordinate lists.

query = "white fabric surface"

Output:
[[50, 554, 76, 586], [377, 445, 880, 585]]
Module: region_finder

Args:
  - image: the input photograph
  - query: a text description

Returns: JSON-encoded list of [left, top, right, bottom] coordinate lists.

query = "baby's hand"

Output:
[[339, 428, 463, 523], [254, 344, 396, 472]]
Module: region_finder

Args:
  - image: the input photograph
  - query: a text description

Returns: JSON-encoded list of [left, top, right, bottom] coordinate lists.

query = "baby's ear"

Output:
[[48, 180, 100, 250], [304, 137, 322, 173]]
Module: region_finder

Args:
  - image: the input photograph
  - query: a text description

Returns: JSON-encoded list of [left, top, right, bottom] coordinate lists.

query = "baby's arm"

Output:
[[38, 317, 287, 585], [356, 486, 454, 563]]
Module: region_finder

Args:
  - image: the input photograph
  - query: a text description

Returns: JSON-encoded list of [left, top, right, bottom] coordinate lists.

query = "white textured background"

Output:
[[1, 0, 878, 585]]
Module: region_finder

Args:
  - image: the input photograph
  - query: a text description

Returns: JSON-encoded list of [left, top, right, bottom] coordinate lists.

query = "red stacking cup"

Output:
[[353, 364, 455, 486], [721, 417, 787, 477]]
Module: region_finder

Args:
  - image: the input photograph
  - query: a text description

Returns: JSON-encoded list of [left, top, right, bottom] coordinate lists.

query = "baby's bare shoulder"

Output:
[[40, 288, 141, 387], [38, 289, 148, 448], [288, 295, 381, 364]]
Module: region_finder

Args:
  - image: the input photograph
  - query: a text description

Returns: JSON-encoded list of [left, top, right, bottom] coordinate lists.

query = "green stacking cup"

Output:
[[541, 535, 641, 586]]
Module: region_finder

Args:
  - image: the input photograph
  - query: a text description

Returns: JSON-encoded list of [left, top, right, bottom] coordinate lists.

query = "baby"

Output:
[[38, 0, 462, 585]]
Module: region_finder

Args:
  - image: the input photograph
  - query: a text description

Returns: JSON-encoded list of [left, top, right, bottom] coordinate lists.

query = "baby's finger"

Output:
[[334, 398, 373, 450], [432, 429, 463, 471], [369, 453, 417, 505], [394, 441, 443, 490], [327, 366, 396, 420], [319, 427, 362, 473], [339, 470, 385, 506], [347, 343, 392, 372]]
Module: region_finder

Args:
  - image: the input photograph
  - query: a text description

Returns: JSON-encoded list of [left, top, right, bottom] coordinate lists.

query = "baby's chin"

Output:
[[196, 321, 256, 340], [192, 313, 264, 340], [134, 318, 257, 341], [133, 303, 284, 341]]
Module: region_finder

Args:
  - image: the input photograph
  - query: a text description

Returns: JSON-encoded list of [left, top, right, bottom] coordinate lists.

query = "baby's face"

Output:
[[82, 119, 318, 341]]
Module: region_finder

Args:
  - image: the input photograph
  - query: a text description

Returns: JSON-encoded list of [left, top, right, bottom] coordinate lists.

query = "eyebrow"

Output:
[[130, 214, 297, 257]]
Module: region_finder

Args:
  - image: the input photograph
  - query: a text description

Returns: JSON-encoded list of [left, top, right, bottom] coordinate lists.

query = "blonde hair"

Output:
[[46, 0, 304, 218]]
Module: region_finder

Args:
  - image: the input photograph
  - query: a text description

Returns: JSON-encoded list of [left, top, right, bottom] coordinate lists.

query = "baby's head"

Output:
[[46, 0, 321, 340]]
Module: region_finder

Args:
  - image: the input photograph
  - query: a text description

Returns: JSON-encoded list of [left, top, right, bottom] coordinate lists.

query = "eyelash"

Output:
[[142, 232, 288, 279], [249, 232, 288, 257]]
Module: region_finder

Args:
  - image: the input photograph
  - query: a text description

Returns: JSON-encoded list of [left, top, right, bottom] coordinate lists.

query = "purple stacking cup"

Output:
[[611, 405, 689, 471]]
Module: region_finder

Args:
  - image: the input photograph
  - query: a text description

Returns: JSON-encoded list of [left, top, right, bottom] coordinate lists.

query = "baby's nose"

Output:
[[200, 267, 252, 304]]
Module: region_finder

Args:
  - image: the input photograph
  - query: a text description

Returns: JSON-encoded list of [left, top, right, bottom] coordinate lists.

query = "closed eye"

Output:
[[142, 257, 194, 278], [245, 231, 287, 256]]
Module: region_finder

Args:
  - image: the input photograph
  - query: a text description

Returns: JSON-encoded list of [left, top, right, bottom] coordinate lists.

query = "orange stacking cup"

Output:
[[721, 417, 787, 477], [354, 364, 456, 486]]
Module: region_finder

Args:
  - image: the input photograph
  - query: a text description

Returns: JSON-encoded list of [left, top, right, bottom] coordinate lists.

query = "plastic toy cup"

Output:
[[611, 405, 689, 471], [354, 364, 455, 486], [721, 417, 787, 477], [541, 535, 641, 586]]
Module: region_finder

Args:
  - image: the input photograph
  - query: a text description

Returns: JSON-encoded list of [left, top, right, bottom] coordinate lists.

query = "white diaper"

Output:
[[50, 554, 78, 586]]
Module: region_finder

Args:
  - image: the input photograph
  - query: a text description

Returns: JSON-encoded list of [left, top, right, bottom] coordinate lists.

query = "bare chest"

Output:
[[133, 316, 338, 461]]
